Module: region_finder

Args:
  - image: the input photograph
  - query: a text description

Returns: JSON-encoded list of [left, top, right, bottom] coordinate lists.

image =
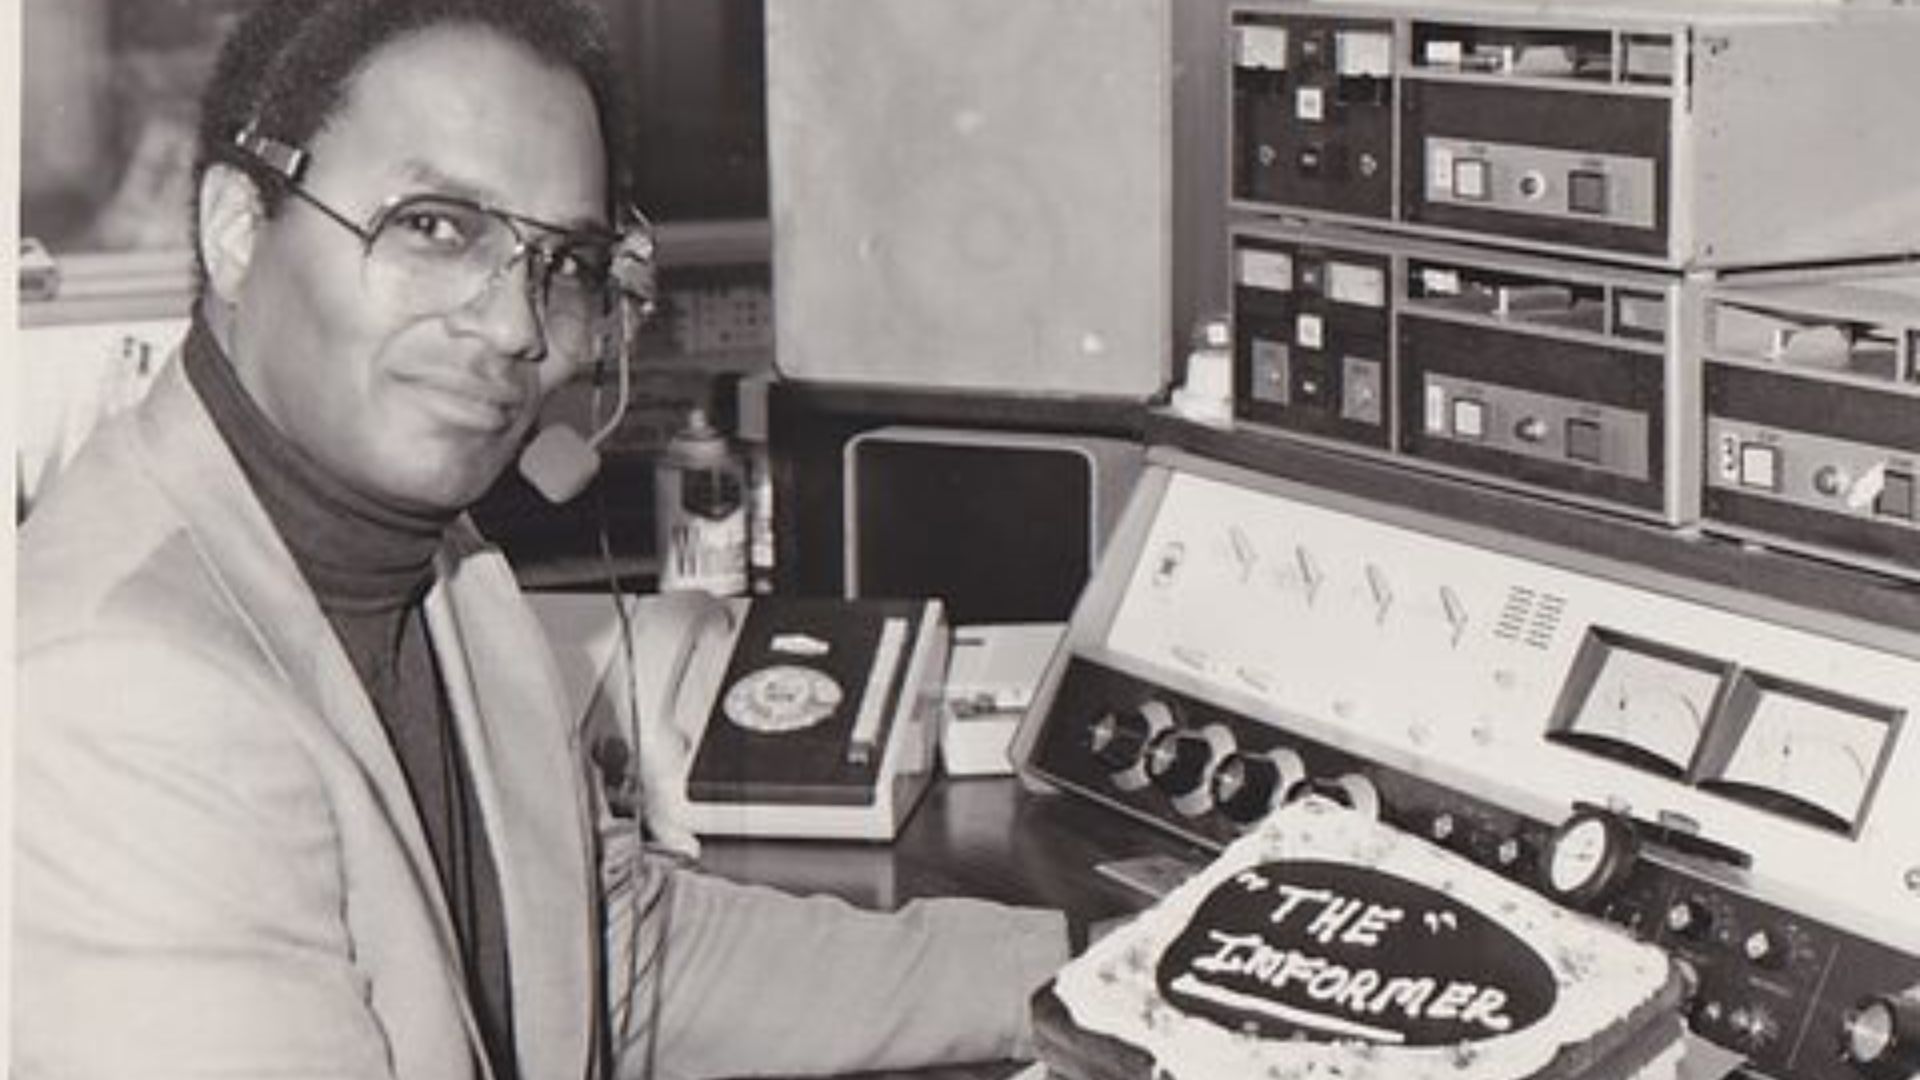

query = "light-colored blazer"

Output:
[[14, 357, 1067, 1080]]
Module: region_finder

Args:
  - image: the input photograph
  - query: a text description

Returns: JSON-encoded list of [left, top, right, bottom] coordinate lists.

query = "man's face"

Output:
[[227, 25, 609, 513]]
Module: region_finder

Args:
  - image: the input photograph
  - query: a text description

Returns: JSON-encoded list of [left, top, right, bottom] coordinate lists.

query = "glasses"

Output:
[[232, 127, 657, 364]]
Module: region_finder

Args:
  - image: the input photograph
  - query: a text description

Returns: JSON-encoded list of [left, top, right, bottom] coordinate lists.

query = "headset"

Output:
[[517, 212, 660, 505]]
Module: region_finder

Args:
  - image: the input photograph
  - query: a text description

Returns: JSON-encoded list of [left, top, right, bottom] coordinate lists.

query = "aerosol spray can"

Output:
[[655, 408, 747, 596]]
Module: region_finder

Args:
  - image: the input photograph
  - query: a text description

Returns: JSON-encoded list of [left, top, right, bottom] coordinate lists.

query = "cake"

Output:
[[1038, 798, 1687, 1080]]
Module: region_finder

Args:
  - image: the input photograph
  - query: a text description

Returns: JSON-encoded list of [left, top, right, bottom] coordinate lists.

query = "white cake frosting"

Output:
[[1052, 798, 1680, 1080]]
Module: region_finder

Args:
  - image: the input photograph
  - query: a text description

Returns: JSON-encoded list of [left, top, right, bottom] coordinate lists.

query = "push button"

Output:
[[1739, 443, 1781, 491], [1568, 170, 1609, 215], [1565, 418, 1604, 464], [1295, 86, 1326, 122], [1453, 158, 1491, 201], [1875, 468, 1916, 520], [1295, 312, 1326, 350], [1452, 398, 1487, 440]]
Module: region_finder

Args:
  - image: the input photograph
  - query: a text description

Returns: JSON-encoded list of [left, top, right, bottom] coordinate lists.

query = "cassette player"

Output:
[[1229, 0, 1920, 268], [1231, 217, 1702, 523], [1702, 271, 1920, 581]]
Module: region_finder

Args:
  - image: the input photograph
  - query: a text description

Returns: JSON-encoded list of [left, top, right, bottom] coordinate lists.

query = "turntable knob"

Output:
[[1211, 747, 1306, 825], [1088, 709, 1152, 770], [1147, 730, 1215, 799], [1147, 723, 1236, 817], [1842, 992, 1920, 1080], [1087, 701, 1175, 793]]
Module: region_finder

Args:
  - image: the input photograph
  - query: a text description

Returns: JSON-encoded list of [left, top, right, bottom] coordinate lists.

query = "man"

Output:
[[13, 2, 1069, 1078]]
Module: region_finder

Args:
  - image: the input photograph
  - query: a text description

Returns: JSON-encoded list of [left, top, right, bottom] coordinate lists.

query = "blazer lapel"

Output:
[[133, 359, 479, 1015], [426, 530, 597, 1080]]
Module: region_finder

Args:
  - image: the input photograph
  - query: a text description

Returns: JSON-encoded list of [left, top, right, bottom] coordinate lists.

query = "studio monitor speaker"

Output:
[[766, 0, 1172, 399]]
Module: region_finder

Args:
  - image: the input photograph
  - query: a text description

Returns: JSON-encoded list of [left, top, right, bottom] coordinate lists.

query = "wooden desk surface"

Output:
[[694, 775, 1206, 1080]]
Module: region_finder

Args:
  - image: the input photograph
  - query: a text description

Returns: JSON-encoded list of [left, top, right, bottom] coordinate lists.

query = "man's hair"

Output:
[[191, 0, 625, 293]]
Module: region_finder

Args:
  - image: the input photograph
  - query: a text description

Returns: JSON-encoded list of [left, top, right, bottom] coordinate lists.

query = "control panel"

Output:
[[1015, 450, 1920, 1080], [1233, 219, 1698, 522], [1232, 12, 1396, 221], [1228, 1, 1920, 269], [1701, 273, 1920, 581]]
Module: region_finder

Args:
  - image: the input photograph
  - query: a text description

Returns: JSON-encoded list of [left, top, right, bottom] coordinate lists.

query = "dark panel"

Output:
[[1403, 82, 1669, 257]]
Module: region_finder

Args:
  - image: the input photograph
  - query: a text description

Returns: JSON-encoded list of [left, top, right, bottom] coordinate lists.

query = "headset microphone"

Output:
[[519, 422, 605, 504], [516, 328, 631, 503], [516, 220, 657, 504], [516, 317, 635, 503]]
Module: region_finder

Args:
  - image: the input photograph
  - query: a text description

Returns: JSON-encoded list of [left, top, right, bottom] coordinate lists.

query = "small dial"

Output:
[[1664, 898, 1713, 940], [1543, 807, 1637, 908], [1742, 927, 1789, 970], [1494, 833, 1536, 874]]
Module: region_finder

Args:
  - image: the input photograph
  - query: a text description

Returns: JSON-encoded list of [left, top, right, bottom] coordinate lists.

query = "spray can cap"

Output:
[[668, 408, 732, 467]]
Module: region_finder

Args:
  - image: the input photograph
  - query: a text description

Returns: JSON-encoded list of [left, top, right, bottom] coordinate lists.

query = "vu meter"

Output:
[[1701, 673, 1897, 835], [1550, 630, 1729, 778]]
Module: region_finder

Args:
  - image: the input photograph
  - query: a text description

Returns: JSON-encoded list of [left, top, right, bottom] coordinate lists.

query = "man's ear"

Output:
[[199, 164, 263, 303]]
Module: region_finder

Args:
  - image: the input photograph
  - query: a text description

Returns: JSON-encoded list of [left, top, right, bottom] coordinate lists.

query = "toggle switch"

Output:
[[1365, 563, 1394, 622]]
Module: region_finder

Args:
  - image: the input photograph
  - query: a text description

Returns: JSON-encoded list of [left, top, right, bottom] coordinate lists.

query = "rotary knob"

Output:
[[1742, 927, 1789, 970], [1843, 992, 1920, 1080], [1147, 724, 1236, 817], [1088, 708, 1153, 770], [1729, 1006, 1780, 1049], [1664, 898, 1714, 940], [1146, 730, 1210, 797], [1211, 748, 1306, 825], [1088, 701, 1174, 792], [1494, 832, 1536, 875]]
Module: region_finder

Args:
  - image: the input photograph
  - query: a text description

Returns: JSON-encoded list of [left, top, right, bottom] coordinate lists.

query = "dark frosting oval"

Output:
[[1154, 859, 1558, 1047]]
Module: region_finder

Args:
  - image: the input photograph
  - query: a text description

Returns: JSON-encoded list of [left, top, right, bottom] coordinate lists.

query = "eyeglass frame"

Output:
[[228, 125, 659, 358]]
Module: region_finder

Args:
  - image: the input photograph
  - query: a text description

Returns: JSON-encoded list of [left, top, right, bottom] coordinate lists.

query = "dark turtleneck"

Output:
[[184, 319, 518, 1079]]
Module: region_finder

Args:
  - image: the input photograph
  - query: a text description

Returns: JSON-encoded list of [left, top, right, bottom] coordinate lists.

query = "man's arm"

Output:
[[14, 636, 399, 1079], [600, 823, 1070, 1080]]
